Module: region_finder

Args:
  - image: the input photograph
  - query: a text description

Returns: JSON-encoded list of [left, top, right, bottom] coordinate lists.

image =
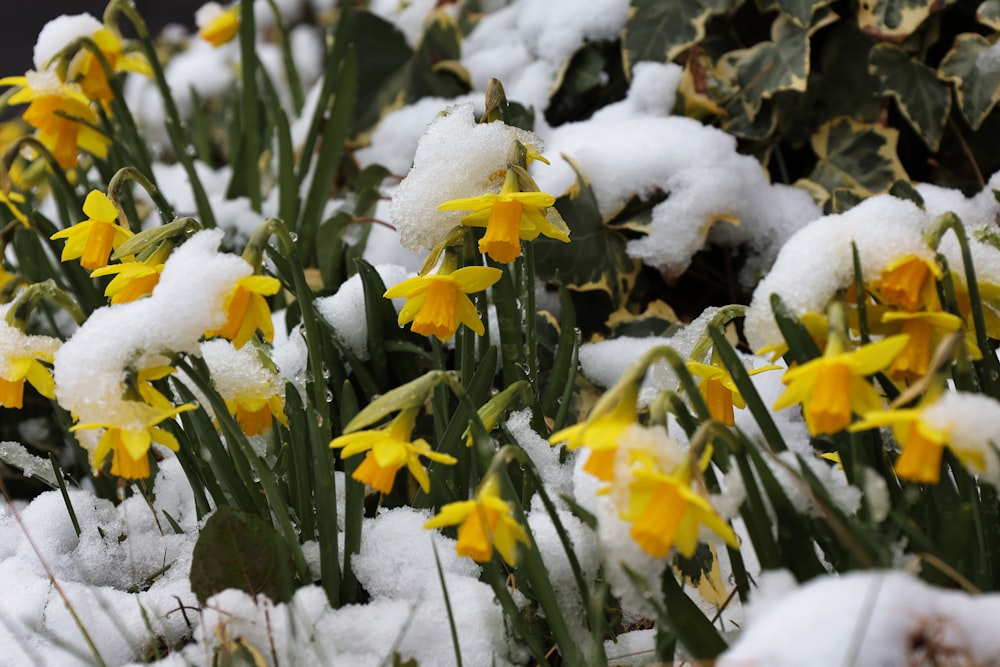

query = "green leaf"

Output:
[[189, 506, 294, 605], [349, 11, 412, 136], [978, 0, 1000, 29], [858, 0, 943, 40], [533, 156, 640, 306], [869, 43, 951, 151], [938, 33, 1000, 132], [735, 12, 835, 119], [622, 0, 738, 69], [809, 116, 908, 197], [756, 0, 833, 26], [812, 23, 883, 126]]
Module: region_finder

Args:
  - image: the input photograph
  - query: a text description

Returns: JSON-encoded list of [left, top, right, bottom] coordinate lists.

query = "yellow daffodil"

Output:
[[384, 265, 501, 342], [0, 71, 110, 169], [773, 334, 910, 435], [881, 310, 967, 382], [330, 408, 457, 494], [438, 170, 569, 263], [72, 403, 196, 479], [623, 454, 737, 558], [874, 254, 941, 312], [197, 3, 241, 47], [91, 258, 164, 303], [0, 312, 61, 409], [686, 358, 778, 426], [51, 190, 133, 271], [226, 394, 288, 436], [206, 274, 282, 349], [68, 27, 152, 105], [851, 399, 985, 485], [424, 474, 530, 565], [133, 364, 176, 410], [549, 384, 640, 481]]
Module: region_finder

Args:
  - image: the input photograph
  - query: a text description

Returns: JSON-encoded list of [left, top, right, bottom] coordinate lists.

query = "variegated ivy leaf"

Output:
[[623, 0, 738, 70], [756, 0, 833, 27], [939, 33, 1000, 131], [809, 117, 908, 198], [858, 0, 949, 41], [735, 10, 836, 119], [533, 157, 640, 306], [869, 43, 951, 151], [978, 0, 1000, 30]]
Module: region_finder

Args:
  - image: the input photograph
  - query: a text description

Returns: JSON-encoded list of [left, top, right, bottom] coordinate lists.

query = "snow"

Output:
[[721, 570, 1000, 666], [33, 13, 102, 70]]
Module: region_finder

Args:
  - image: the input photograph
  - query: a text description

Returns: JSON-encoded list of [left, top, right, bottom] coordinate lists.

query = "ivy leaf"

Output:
[[939, 33, 1000, 131], [869, 43, 951, 151], [623, 0, 738, 70], [533, 156, 640, 306], [756, 0, 833, 27], [809, 117, 908, 197], [858, 0, 944, 41], [189, 507, 294, 605], [735, 11, 835, 119], [978, 0, 1000, 30]]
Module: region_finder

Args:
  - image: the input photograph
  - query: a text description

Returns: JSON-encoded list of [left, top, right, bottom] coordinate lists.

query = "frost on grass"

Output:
[[720, 570, 1000, 666]]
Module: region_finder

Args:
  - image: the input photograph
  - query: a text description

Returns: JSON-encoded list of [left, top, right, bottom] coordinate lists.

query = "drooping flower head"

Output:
[[550, 383, 640, 480], [199, 339, 289, 437], [773, 333, 910, 436], [438, 168, 568, 263], [67, 28, 152, 105], [331, 407, 457, 494], [424, 473, 530, 566], [851, 390, 1000, 484], [686, 353, 779, 426], [72, 403, 196, 479], [384, 261, 501, 342], [621, 449, 738, 558], [51, 190, 133, 271], [0, 71, 110, 169], [206, 273, 282, 349], [873, 254, 941, 312], [197, 3, 241, 47], [0, 305, 61, 409], [881, 310, 968, 382]]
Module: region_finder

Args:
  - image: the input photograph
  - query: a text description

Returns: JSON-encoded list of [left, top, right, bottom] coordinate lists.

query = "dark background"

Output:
[[4, 1, 204, 74]]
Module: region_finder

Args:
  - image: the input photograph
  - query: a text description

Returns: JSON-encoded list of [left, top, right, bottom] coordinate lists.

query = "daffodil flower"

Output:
[[0, 310, 61, 409], [549, 384, 640, 480], [0, 71, 110, 169], [384, 265, 501, 342], [91, 258, 164, 303], [68, 27, 152, 105], [851, 395, 988, 484], [773, 334, 910, 435], [0, 190, 29, 226], [51, 190, 133, 271], [875, 254, 941, 312], [686, 358, 779, 426], [424, 474, 530, 566], [197, 3, 241, 47], [73, 403, 197, 479], [623, 454, 738, 558], [438, 170, 568, 263], [330, 408, 457, 494], [206, 274, 282, 349], [881, 310, 967, 382]]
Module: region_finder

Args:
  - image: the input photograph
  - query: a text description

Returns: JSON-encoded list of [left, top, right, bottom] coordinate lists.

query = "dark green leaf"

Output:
[[869, 43, 951, 151], [756, 0, 833, 27], [189, 506, 294, 605], [858, 0, 942, 40], [809, 116, 908, 196], [533, 157, 640, 305], [938, 33, 1000, 132], [622, 0, 738, 70]]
